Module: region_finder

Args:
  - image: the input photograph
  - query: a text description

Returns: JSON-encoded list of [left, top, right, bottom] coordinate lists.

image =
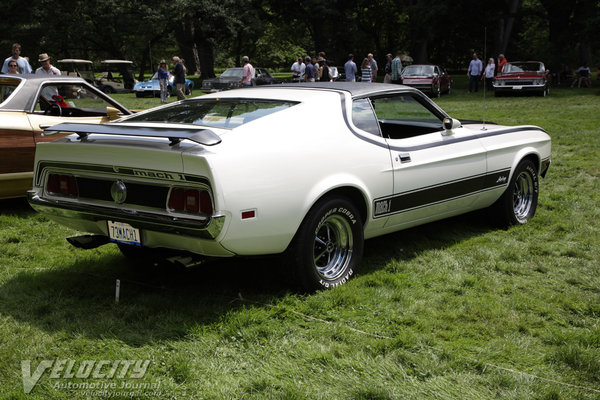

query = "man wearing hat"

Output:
[[35, 53, 61, 76]]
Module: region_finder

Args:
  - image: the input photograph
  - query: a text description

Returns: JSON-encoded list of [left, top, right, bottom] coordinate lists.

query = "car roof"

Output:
[[0, 75, 126, 112], [260, 82, 420, 98], [101, 60, 134, 64], [58, 59, 93, 64]]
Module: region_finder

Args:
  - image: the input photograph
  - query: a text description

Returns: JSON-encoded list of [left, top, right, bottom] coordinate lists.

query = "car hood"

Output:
[[205, 77, 240, 83], [402, 76, 434, 82], [495, 72, 545, 79]]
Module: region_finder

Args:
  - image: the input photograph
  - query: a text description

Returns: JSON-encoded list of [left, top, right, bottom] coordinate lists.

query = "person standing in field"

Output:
[[172, 56, 186, 100], [157, 60, 169, 103], [240, 56, 254, 87], [344, 54, 357, 82], [391, 51, 404, 84], [467, 52, 483, 92]]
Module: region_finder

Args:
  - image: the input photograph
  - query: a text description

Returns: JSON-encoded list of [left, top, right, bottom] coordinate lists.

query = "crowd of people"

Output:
[[1, 43, 61, 76], [288, 50, 408, 84], [2, 42, 596, 94]]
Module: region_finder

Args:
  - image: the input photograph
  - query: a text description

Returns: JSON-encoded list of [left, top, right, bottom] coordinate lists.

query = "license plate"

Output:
[[107, 221, 141, 246], [512, 85, 522, 90]]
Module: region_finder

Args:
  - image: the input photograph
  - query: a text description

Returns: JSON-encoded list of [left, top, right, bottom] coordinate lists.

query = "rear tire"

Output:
[[491, 159, 539, 227], [290, 196, 363, 291]]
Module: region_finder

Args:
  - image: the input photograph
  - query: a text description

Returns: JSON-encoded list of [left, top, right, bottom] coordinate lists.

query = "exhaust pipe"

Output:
[[67, 235, 110, 249], [166, 255, 209, 268]]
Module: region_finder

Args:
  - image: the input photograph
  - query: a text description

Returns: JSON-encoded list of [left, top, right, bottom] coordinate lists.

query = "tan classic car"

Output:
[[0, 75, 131, 199]]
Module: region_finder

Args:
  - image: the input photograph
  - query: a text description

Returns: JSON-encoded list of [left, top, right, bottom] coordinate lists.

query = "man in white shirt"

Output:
[[367, 53, 378, 82], [291, 57, 304, 82], [467, 52, 483, 92], [35, 53, 61, 76]]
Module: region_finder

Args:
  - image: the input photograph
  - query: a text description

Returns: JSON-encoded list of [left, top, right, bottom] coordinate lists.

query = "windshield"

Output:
[[502, 62, 544, 73], [402, 65, 435, 76], [124, 99, 298, 129], [220, 68, 243, 78]]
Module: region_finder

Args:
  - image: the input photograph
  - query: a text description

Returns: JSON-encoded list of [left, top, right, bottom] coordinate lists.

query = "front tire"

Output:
[[291, 197, 364, 291], [493, 159, 539, 226]]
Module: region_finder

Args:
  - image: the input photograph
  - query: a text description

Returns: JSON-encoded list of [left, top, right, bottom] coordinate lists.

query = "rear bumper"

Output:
[[28, 190, 233, 257]]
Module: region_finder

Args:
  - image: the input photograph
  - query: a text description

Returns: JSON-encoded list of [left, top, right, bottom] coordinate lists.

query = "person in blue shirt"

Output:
[[467, 52, 483, 92], [157, 60, 169, 103], [344, 54, 357, 82], [304, 56, 315, 82]]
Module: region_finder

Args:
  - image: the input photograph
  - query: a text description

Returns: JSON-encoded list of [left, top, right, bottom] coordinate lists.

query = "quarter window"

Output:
[[351, 98, 380, 136]]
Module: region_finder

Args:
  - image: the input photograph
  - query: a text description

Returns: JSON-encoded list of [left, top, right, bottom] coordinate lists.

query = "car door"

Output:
[[367, 93, 487, 229]]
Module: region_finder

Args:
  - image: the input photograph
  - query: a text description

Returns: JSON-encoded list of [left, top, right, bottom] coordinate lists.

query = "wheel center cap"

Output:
[[326, 242, 335, 253]]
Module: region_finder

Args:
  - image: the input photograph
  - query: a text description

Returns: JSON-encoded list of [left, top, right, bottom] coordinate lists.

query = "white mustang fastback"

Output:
[[28, 83, 551, 290]]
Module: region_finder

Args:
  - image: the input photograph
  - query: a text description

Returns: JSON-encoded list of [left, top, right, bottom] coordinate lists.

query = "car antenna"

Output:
[[481, 26, 488, 131]]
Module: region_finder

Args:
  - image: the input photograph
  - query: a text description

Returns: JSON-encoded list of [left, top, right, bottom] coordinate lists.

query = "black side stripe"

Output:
[[373, 168, 510, 218]]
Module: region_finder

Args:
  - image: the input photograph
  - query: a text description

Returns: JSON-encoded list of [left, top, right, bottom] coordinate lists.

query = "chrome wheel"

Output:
[[313, 214, 353, 280], [292, 197, 363, 290], [513, 171, 534, 223]]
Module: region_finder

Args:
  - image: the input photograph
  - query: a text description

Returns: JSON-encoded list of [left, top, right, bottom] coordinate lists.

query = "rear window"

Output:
[[0, 77, 22, 106], [125, 99, 298, 129]]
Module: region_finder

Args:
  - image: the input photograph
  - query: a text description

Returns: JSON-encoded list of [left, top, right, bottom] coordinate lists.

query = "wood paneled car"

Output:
[[0, 75, 131, 199]]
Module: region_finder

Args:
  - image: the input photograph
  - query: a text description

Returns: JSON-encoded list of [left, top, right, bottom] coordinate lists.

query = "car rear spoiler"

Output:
[[43, 122, 222, 146]]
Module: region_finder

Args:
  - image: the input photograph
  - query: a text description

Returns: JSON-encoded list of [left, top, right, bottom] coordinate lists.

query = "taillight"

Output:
[[168, 188, 212, 215], [47, 173, 78, 197]]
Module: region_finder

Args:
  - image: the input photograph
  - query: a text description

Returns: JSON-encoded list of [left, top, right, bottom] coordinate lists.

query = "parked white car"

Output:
[[28, 83, 551, 290]]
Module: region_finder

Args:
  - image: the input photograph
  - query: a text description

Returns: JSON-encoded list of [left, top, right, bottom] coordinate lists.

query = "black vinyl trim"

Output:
[[373, 168, 511, 218], [35, 161, 210, 187]]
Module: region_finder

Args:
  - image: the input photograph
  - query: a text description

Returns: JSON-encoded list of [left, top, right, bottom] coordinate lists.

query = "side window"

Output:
[[351, 98, 380, 136], [370, 94, 443, 140], [36, 84, 111, 112]]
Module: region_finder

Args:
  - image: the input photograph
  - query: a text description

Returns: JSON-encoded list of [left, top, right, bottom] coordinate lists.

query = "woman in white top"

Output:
[[483, 58, 495, 91]]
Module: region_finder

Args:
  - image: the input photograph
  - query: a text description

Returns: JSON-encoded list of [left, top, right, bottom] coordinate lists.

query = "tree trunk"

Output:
[[196, 39, 216, 79], [495, 0, 521, 55]]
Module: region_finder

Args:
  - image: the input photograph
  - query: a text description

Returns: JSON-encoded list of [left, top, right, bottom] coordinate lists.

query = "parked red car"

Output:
[[493, 61, 550, 97], [401, 64, 452, 97]]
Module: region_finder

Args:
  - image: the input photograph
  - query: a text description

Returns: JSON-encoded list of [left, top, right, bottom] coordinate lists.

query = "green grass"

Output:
[[1, 80, 599, 399]]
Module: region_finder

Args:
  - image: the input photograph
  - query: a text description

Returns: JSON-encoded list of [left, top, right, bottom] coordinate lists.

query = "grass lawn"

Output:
[[0, 80, 599, 399]]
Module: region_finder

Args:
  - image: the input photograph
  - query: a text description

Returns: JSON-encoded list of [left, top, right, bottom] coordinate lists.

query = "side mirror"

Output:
[[442, 117, 461, 135], [106, 106, 120, 121]]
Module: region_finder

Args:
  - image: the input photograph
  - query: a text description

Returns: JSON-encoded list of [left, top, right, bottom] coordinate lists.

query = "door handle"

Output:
[[399, 153, 411, 163], [39, 124, 51, 129]]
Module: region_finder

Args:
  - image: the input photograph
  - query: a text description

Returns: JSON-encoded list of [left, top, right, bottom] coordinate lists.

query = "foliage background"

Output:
[[1, 0, 598, 79]]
